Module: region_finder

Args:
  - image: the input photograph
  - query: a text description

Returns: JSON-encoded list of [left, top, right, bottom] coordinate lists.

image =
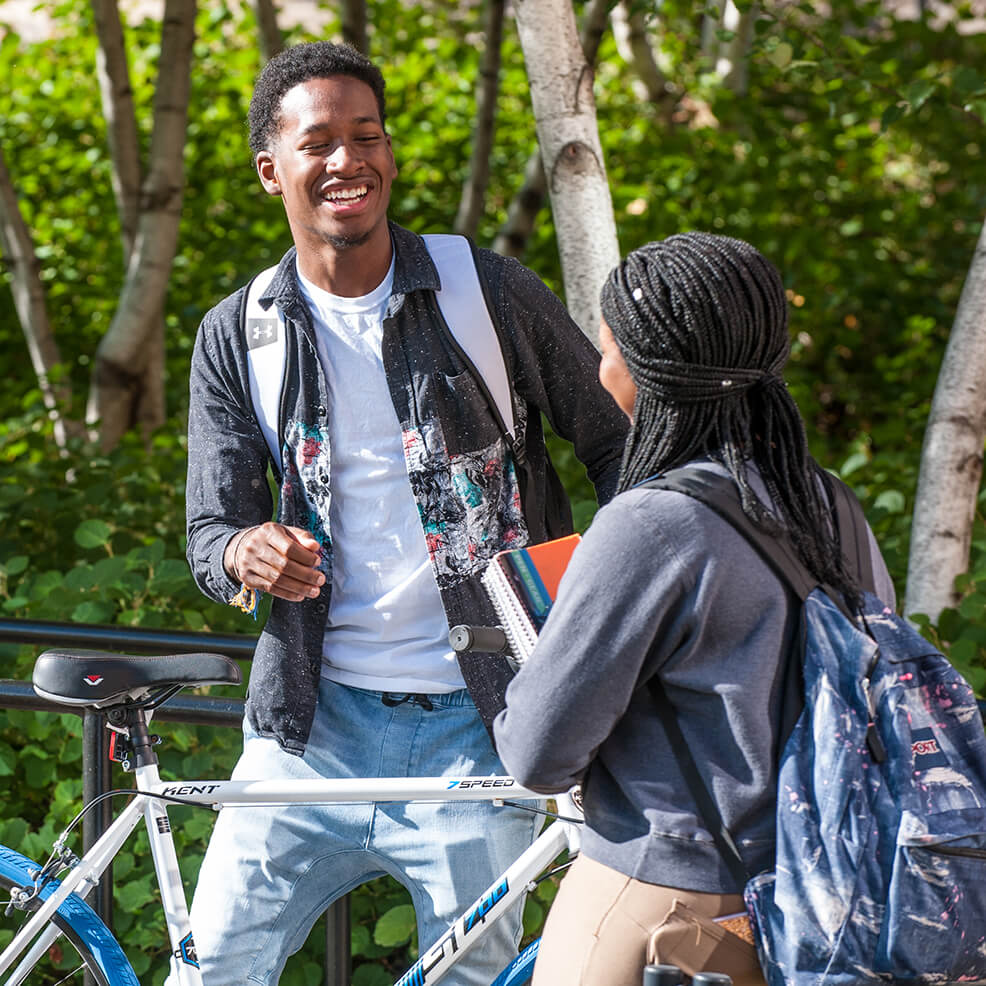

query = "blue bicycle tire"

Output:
[[0, 843, 139, 986], [489, 938, 539, 986]]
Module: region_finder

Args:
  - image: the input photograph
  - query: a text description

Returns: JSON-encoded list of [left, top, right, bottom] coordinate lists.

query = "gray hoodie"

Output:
[[494, 462, 894, 893]]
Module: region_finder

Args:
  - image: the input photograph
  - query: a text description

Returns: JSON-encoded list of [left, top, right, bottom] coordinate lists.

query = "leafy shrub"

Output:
[[1, 0, 985, 981]]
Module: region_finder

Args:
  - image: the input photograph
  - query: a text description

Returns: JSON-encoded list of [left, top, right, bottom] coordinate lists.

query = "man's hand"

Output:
[[225, 523, 325, 602]]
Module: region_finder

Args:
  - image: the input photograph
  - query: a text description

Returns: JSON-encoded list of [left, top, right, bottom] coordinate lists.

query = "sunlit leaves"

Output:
[[74, 519, 113, 550], [0, 1, 984, 982], [373, 904, 416, 947]]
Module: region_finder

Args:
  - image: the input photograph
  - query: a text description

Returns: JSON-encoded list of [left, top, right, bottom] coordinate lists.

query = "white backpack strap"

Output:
[[243, 265, 285, 472], [423, 233, 515, 440], [243, 238, 512, 470]]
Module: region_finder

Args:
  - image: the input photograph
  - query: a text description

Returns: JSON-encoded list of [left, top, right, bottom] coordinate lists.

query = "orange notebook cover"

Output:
[[481, 533, 582, 664]]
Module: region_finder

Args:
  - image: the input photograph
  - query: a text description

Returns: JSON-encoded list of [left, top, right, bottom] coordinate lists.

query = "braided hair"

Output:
[[600, 232, 858, 602]]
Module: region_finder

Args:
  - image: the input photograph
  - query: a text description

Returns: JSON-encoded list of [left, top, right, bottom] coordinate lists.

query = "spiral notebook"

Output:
[[481, 533, 582, 665]]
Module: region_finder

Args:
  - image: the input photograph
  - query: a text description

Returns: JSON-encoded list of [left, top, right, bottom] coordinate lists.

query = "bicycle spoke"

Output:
[[50, 962, 86, 986]]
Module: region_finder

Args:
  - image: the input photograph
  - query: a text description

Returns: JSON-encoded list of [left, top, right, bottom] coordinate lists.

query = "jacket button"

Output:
[[317, 405, 326, 417]]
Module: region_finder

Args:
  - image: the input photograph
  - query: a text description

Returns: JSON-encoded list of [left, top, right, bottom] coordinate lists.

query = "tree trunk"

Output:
[[91, 0, 141, 258], [701, 0, 725, 56], [252, 0, 284, 62], [341, 0, 368, 53], [493, 150, 548, 258], [493, 0, 614, 264], [703, 0, 755, 94], [88, 0, 197, 449], [611, 1, 673, 110], [454, 0, 506, 238], [136, 313, 167, 438], [580, 0, 614, 62], [905, 220, 986, 622], [512, 0, 620, 342], [0, 147, 81, 447]]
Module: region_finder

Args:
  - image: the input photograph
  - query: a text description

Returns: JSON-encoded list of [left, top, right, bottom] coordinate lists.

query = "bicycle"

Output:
[[0, 634, 582, 986]]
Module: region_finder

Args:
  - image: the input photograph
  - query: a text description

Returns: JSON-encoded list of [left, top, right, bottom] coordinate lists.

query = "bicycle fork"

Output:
[[0, 707, 205, 986], [0, 797, 144, 984]]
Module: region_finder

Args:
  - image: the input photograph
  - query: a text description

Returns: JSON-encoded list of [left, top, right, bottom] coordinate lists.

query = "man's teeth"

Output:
[[325, 186, 367, 201]]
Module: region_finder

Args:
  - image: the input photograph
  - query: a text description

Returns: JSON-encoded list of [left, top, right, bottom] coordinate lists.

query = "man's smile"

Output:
[[322, 183, 369, 203]]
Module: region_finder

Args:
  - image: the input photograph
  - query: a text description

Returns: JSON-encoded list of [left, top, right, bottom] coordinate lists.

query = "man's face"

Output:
[[256, 75, 397, 254]]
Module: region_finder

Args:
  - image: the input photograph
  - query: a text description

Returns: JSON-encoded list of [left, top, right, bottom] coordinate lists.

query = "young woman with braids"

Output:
[[493, 233, 895, 986]]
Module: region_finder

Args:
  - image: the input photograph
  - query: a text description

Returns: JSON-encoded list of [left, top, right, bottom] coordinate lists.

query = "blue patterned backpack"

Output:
[[645, 466, 986, 986]]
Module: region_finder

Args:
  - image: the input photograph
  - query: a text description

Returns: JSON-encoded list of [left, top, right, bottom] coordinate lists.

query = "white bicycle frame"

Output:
[[0, 754, 582, 986]]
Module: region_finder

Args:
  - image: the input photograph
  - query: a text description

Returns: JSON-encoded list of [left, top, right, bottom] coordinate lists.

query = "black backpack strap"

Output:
[[637, 464, 858, 889], [649, 676, 752, 888]]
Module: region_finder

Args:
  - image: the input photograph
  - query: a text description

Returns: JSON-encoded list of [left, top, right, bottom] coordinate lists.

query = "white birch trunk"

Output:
[[494, 0, 614, 260], [701, 0, 725, 55], [88, 0, 196, 448], [512, 0, 620, 343], [905, 220, 986, 622], [0, 148, 81, 446]]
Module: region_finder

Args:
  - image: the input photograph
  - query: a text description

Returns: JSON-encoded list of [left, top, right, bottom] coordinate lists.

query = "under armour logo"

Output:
[[246, 318, 279, 350]]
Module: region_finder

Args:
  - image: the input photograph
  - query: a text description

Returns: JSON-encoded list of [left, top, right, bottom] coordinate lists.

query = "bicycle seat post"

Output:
[[133, 710, 159, 768], [106, 704, 162, 776]]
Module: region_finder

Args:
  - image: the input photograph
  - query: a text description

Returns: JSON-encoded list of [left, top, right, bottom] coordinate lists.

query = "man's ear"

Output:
[[386, 135, 398, 182], [256, 151, 282, 196]]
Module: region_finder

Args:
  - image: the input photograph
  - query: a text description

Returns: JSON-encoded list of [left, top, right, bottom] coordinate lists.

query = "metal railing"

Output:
[[0, 618, 350, 986]]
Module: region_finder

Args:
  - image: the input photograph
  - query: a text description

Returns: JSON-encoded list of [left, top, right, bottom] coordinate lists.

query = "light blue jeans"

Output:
[[184, 678, 540, 986]]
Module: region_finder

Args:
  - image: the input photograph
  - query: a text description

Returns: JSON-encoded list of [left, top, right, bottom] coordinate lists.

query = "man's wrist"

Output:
[[224, 528, 253, 582]]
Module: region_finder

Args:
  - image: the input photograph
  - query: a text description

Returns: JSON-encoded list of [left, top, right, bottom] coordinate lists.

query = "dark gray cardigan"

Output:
[[186, 223, 627, 754]]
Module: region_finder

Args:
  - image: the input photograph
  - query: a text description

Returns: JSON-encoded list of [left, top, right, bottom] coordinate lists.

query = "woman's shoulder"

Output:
[[580, 480, 729, 578], [588, 483, 709, 532], [595, 465, 737, 530]]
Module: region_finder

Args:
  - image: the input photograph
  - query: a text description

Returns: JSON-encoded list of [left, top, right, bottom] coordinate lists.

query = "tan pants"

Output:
[[531, 855, 765, 986]]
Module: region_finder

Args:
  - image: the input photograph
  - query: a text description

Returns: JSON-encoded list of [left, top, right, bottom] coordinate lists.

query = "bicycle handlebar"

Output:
[[448, 625, 509, 655]]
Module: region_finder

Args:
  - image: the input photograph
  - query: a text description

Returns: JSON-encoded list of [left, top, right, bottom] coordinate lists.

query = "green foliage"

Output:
[[349, 877, 417, 982], [522, 846, 564, 939], [1, 0, 986, 980]]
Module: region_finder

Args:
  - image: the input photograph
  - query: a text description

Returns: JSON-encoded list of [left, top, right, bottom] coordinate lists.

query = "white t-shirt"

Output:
[[297, 260, 465, 693]]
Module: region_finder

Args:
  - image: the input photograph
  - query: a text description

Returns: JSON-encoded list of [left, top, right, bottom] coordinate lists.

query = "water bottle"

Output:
[[692, 974, 733, 985], [642, 964, 683, 985]]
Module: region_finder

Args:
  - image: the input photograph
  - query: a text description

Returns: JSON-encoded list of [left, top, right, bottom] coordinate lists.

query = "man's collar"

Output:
[[389, 222, 441, 295], [257, 223, 441, 311]]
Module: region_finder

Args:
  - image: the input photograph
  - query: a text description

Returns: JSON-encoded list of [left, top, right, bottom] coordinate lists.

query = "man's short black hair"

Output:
[[248, 42, 387, 155]]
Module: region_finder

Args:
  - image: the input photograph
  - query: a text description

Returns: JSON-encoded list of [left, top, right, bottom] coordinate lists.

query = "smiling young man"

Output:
[[183, 42, 628, 986]]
